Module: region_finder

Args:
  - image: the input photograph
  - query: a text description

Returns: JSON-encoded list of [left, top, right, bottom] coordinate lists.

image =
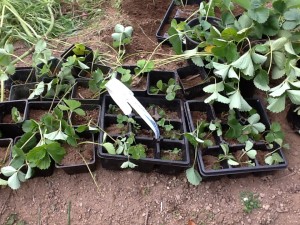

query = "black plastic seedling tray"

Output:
[[5, 67, 36, 88], [9, 83, 40, 101], [55, 131, 96, 175], [98, 95, 190, 175], [184, 98, 288, 177], [156, 0, 202, 44]]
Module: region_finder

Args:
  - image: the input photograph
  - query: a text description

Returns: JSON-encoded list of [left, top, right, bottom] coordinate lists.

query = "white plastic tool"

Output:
[[105, 78, 160, 139]]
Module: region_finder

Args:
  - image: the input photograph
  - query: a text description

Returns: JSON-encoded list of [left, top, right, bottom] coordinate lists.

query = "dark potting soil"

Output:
[[76, 86, 97, 99], [2, 113, 23, 123], [234, 150, 252, 167], [256, 150, 267, 166], [136, 128, 153, 138], [191, 111, 207, 127], [60, 142, 93, 166], [146, 105, 179, 120], [106, 124, 128, 135], [131, 75, 147, 91], [161, 150, 182, 161], [145, 147, 155, 158], [72, 109, 99, 125], [181, 74, 203, 89], [29, 109, 50, 121], [202, 155, 221, 170], [0, 147, 10, 167]]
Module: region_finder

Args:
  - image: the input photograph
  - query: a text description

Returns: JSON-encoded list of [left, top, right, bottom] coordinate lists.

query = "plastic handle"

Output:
[[105, 78, 160, 139]]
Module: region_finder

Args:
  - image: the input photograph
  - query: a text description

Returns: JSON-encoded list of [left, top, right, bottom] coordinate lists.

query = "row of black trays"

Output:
[[98, 95, 191, 175], [7, 64, 211, 102], [156, 0, 202, 43], [185, 99, 288, 177]]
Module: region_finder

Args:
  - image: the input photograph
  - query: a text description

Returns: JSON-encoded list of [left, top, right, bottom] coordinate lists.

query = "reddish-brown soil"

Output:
[[131, 75, 147, 91], [60, 143, 93, 166], [181, 74, 203, 89], [72, 109, 99, 125], [0, 147, 10, 168], [75, 86, 97, 99], [2, 112, 23, 123], [202, 155, 221, 170], [1, 1, 300, 225], [29, 109, 50, 121], [192, 111, 207, 127], [161, 150, 182, 161]]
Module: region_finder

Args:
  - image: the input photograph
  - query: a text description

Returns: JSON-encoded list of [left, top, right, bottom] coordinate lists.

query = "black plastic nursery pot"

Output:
[[185, 17, 221, 51], [36, 58, 62, 81], [117, 65, 148, 96], [147, 70, 180, 98], [9, 82, 40, 101], [0, 138, 13, 180], [41, 78, 72, 101], [5, 67, 36, 89], [13, 136, 55, 177], [177, 65, 209, 99], [71, 79, 100, 103], [0, 100, 28, 125], [71, 104, 101, 128], [156, 0, 202, 43], [61, 44, 94, 78], [25, 101, 59, 121], [98, 95, 190, 175], [286, 104, 300, 134], [55, 131, 96, 175], [78, 62, 111, 79], [198, 143, 287, 177]]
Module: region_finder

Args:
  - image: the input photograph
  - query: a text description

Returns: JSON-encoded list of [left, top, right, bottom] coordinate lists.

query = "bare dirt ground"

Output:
[[1, 1, 300, 224]]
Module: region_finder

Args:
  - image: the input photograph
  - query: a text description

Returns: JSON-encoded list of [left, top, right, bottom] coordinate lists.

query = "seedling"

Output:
[[117, 114, 140, 131], [149, 78, 181, 101], [219, 144, 239, 166], [240, 192, 261, 213], [11, 107, 22, 123], [88, 68, 108, 98], [107, 104, 122, 114], [161, 147, 182, 161]]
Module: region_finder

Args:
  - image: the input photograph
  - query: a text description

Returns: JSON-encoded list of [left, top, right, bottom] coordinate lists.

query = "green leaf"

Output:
[[186, 167, 202, 186], [121, 161, 137, 169], [269, 82, 290, 97], [287, 90, 300, 104], [191, 56, 204, 67], [251, 52, 267, 64], [229, 91, 252, 111], [135, 60, 155, 74], [8, 172, 20, 190], [267, 96, 286, 113], [230, 51, 249, 69], [1, 166, 17, 176], [248, 114, 260, 124], [44, 130, 68, 141], [64, 99, 81, 111], [74, 108, 85, 116], [166, 92, 176, 101], [271, 37, 289, 51], [17, 171, 26, 182], [227, 159, 239, 166], [29, 81, 45, 99], [246, 150, 257, 159], [46, 143, 66, 163], [102, 143, 116, 154], [254, 70, 270, 91], [0, 178, 8, 186], [212, 62, 231, 80], [77, 61, 89, 70], [265, 155, 273, 165], [168, 25, 183, 55], [25, 166, 33, 180], [248, 7, 269, 23], [273, 51, 286, 69], [35, 40, 47, 53], [272, 66, 285, 79]]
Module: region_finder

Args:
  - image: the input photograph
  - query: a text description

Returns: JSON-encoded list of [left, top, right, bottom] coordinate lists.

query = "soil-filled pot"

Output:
[[147, 70, 181, 98], [5, 67, 36, 89], [287, 104, 300, 134], [55, 131, 96, 175], [71, 79, 100, 103], [13, 136, 55, 177], [177, 65, 209, 99], [185, 17, 221, 51], [77, 62, 111, 79], [0, 138, 13, 180], [117, 65, 148, 96], [198, 143, 287, 177], [9, 82, 40, 101], [70, 104, 100, 128], [36, 58, 62, 81], [156, 0, 202, 43], [25, 101, 59, 121], [0, 100, 27, 125], [98, 95, 190, 175], [60, 44, 93, 78]]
